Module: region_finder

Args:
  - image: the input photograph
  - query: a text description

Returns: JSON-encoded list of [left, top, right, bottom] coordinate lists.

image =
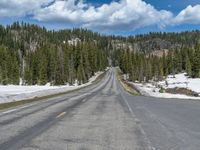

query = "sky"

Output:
[[0, 0, 200, 35]]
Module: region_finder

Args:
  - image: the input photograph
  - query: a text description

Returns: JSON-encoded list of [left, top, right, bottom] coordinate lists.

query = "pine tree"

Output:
[[38, 54, 48, 85], [185, 55, 192, 77], [193, 45, 200, 77]]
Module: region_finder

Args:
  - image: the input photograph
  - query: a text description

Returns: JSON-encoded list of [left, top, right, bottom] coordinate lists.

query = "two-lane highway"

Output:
[[0, 69, 149, 150], [0, 68, 200, 150]]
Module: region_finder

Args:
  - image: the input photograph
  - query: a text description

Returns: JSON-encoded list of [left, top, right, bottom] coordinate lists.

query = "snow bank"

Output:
[[159, 73, 200, 93], [0, 71, 104, 104], [132, 83, 200, 100], [129, 73, 200, 100]]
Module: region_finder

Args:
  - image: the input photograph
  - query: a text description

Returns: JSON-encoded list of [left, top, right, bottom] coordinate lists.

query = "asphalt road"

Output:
[[0, 68, 200, 150]]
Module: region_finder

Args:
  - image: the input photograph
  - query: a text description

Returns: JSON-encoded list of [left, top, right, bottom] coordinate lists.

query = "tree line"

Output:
[[117, 44, 200, 82], [1, 22, 200, 85], [0, 22, 108, 85]]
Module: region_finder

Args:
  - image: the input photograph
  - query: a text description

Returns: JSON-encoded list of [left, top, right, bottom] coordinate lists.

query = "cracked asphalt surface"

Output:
[[0, 68, 200, 150]]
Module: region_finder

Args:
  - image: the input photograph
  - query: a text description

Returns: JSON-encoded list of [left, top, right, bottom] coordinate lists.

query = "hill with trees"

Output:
[[1, 22, 200, 85], [0, 22, 108, 85], [117, 31, 200, 82]]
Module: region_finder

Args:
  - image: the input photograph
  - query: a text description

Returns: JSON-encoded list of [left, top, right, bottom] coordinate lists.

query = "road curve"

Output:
[[0, 68, 200, 150]]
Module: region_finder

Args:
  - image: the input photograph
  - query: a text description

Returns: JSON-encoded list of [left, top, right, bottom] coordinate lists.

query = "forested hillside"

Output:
[[1, 22, 200, 85], [0, 22, 108, 85], [117, 32, 200, 82], [127, 31, 200, 53]]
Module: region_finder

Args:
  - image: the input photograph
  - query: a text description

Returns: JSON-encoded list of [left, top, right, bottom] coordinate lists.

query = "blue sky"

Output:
[[144, 0, 200, 12], [0, 0, 200, 35]]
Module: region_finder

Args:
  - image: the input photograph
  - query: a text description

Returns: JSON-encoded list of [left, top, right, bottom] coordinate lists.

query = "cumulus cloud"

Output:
[[33, 0, 173, 31], [175, 5, 200, 24], [0, 0, 53, 17], [4, 0, 200, 32]]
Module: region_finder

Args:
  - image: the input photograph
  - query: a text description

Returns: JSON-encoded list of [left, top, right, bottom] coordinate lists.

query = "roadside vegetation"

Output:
[[117, 68, 140, 96]]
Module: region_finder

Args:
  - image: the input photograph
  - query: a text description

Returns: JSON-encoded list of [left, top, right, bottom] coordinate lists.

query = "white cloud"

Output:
[[33, 0, 173, 32], [0, 0, 53, 17], [5, 0, 200, 32], [175, 5, 200, 24]]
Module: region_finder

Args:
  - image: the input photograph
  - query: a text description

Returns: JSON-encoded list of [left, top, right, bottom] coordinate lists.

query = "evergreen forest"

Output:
[[1, 22, 200, 85]]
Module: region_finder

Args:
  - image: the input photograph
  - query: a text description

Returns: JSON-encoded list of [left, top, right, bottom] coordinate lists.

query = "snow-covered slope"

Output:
[[129, 73, 200, 100], [0, 71, 104, 104]]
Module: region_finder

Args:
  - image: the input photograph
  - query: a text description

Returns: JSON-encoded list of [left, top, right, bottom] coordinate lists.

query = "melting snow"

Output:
[[129, 73, 200, 100], [0, 71, 104, 104]]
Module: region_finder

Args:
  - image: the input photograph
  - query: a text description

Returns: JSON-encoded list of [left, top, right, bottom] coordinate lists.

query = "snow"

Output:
[[159, 73, 200, 93], [0, 71, 104, 104], [132, 83, 200, 100], [129, 73, 200, 100]]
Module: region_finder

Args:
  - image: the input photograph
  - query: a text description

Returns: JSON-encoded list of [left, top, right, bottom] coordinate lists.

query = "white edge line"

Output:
[[2, 109, 18, 114], [120, 91, 155, 150]]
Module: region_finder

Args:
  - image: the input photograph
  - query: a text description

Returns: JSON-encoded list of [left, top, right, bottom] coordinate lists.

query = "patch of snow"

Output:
[[45, 83, 51, 86], [159, 73, 200, 93], [19, 78, 23, 86], [0, 71, 104, 104], [128, 73, 200, 100], [68, 38, 81, 46], [132, 82, 200, 100]]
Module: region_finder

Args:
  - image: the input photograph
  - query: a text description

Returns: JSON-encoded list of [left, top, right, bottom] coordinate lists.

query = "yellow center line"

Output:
[[56, 112, 66, 118]]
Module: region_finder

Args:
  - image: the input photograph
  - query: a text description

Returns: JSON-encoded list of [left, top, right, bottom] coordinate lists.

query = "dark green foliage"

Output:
[[0, 46, 19, 85], [0, 22, 108, 85], [117, 31, 200, 82], [117, 45, 200, 82], [1, 22, 200, 85], [193, 45, 200, 78]]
